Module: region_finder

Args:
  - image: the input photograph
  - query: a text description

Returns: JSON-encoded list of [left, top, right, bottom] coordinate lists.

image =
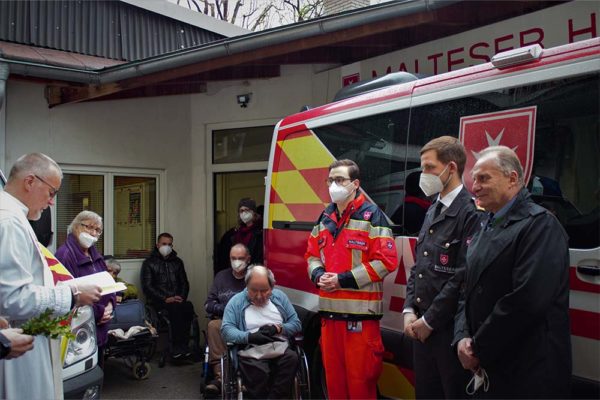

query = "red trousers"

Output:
[[321, 319, 384, 399]]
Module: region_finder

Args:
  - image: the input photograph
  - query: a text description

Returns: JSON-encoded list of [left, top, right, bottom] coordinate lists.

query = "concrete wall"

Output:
[[4, 80, 195, 306], [189, 64, 317, 314], [3, 63, 320, 322]]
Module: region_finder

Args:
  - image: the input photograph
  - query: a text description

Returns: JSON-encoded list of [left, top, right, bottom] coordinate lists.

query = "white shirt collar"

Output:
[[0, 190, 29, 217], [437, 184, 463, 209]]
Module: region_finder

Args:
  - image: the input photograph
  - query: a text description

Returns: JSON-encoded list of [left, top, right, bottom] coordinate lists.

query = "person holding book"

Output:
[[0, 153, 101, 399], [55, 210, 116, 368]]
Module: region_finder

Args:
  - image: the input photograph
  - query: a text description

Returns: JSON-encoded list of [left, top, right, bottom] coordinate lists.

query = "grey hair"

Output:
[[8, 153, 62, 182], [476, 145, 524, 186], [244, 265, 276, 288], [230, 243, 250, 257], [103, 256, 121, 274], [68, 210, 103, 234]]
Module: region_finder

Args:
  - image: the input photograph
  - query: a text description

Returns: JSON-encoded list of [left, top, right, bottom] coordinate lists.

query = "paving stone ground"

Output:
[[102, 355, 204, 399]]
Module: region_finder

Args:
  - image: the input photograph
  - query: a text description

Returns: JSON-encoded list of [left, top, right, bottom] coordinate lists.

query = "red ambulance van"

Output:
[[265, 38, 600, 398]]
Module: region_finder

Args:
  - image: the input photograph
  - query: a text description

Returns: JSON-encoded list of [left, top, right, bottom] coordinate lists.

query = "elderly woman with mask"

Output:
[[55, 210, 116, 367]]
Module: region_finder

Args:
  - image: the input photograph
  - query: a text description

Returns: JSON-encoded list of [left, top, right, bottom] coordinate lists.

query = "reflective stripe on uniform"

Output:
[[347, 219, 370, 231], [351, 264, 372, 287], [319, 296, 383, 315], [368, 259, 390, 280], [307, 256, 324, 278], [369, 225, 393, 239]]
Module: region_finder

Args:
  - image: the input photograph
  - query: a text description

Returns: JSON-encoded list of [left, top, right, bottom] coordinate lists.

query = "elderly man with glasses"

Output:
[[0, 153, 102, 400]]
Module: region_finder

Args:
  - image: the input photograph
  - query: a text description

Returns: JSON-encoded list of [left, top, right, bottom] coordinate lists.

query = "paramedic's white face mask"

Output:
[[159, 245, 173, 257], [78, 232, 98, 249], [329, 181, 355, 204], [240, 211, 254, 224], [419, 164, 451, 197], [231, 259, 247, 272]]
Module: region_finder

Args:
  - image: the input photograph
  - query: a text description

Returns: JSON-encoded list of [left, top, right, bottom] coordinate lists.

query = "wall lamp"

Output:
[[237, 93, 252, 108]]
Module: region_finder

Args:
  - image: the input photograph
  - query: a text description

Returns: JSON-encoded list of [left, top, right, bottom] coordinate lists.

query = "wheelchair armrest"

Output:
[[292, 334, 304, 347]]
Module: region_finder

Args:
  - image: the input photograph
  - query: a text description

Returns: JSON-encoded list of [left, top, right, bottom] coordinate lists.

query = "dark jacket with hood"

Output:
[[141, 247, 190, 307]]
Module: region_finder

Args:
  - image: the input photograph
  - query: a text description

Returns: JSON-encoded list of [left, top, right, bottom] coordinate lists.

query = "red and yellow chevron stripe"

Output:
[[269, 129, 335, 227], [38, 243, 74, 284]]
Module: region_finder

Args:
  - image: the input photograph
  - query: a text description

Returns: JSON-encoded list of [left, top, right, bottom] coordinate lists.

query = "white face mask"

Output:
[[240, 211, 254, 224], [465, 368, 489, 395], [158, 245, 172, 257], [419, 164, 451, 197], [329, 181, 354, 203], [78, 232, 98, 249], [231, 259, 247, 272]]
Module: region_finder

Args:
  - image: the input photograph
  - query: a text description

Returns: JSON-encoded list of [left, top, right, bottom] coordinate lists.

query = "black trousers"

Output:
[[238, 347, 299, 399], [413, 322, 470, 399], [162, 301, 194, 346]]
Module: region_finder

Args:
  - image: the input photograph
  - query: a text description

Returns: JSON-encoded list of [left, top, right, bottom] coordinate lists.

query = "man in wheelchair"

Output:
[[204, 244, 250, 395], [221, 265, 302, 399]]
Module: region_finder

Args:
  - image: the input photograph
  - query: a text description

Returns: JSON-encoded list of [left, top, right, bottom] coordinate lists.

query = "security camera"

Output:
[[237, 93, 252, 108]]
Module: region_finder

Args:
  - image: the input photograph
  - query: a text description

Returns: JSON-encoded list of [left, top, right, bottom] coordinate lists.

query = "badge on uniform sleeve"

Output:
[[386, 241, 393, 249], [363, 211, 372, 220], [440, 254, 449, 265]]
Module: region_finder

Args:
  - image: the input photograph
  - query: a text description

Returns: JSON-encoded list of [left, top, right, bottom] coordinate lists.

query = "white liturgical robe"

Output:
[[0, 190, 72, 400]]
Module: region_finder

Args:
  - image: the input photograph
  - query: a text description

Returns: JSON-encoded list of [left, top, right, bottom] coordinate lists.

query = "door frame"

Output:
[[205, 118, 277, 276]]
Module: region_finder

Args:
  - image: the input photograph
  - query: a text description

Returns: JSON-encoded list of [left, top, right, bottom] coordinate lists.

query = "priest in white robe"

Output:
[[0, 153, 101, 400]]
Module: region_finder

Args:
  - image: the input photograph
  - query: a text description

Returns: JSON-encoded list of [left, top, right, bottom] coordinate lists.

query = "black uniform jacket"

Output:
[[141, 247, 190, 306], [454, 188, 572, 398], [405, 187, 482, 330]]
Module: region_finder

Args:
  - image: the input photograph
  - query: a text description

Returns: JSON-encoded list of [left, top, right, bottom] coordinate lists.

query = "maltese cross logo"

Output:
[[459, 106, 537, 193]]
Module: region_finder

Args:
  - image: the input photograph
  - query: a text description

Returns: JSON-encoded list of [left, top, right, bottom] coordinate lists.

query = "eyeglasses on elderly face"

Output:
[[80, 223, 103, 236], [34, 175, 59, 198]]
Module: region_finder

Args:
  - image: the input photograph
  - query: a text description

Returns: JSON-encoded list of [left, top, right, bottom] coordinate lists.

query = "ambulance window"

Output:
[[406, 73, 599, 248], [311, 109, 411, 227], [526, 73, 599, 249]]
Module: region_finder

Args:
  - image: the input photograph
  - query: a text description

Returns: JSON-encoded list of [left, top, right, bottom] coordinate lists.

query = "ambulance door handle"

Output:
[[577, 265, 600, 276]]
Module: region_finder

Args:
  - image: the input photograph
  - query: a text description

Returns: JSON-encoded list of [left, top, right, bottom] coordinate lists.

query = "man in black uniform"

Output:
[[404, 136, 482, 399], [454, 146, 571, 398]]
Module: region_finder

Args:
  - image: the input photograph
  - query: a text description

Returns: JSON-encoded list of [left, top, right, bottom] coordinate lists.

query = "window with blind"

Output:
[[55, 171, 159, 260]]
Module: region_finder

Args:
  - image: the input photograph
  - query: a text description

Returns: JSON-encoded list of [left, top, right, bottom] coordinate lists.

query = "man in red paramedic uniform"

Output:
[[305, 159, 398, 399]]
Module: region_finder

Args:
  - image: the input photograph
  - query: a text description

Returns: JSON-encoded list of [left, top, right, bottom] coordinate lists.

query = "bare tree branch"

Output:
[[173, 0, 324, 31]]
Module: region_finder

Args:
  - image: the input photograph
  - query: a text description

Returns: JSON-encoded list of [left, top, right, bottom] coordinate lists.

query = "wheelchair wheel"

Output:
[[221, 350, 243, 400], [235, 376, 243, 400], [310, 345, 327, 399], [293, 347, 311, 399], [132, 360, 151, 380]]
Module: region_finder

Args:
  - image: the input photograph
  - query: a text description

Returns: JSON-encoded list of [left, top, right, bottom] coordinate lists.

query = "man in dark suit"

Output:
[[404, 136, 482, 399], [454, 145, 571, 398]]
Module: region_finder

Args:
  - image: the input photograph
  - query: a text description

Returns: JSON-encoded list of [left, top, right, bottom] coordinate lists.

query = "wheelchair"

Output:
[[145, 303, 201, 367], [220, 335, 311, 400]]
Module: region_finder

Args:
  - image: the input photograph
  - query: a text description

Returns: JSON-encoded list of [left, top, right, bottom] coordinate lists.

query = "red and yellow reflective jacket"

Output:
[[305, 193, 398, 320]]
